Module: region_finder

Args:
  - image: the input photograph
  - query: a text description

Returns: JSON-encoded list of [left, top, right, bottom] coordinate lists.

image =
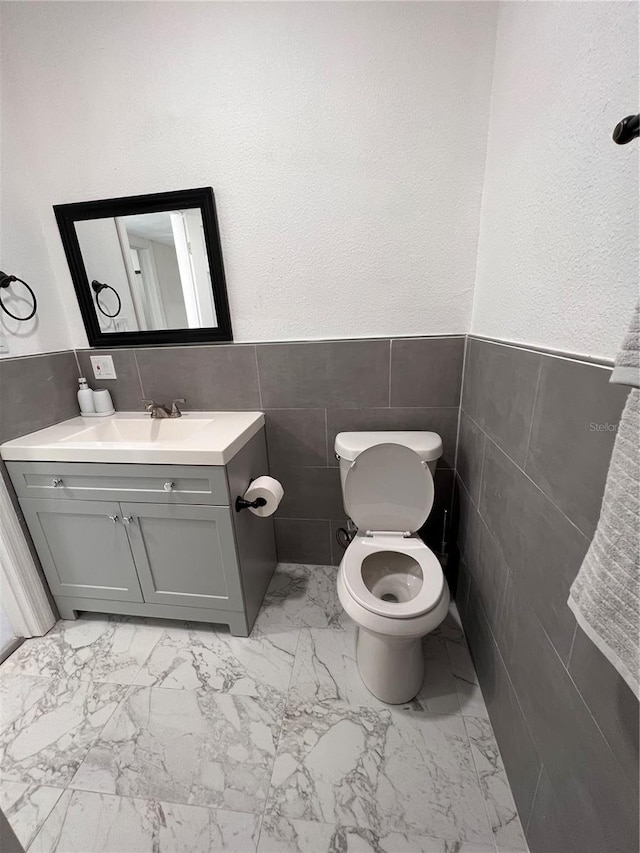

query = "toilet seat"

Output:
[[343, 443, 434, 533], [342, 535, 444, 619]]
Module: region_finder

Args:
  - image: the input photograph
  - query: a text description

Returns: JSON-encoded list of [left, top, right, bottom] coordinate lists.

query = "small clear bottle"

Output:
[[77, 377, 95, 414]]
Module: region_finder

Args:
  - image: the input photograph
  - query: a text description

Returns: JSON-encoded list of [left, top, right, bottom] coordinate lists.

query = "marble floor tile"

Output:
[[0, 674, 127, 787], [253, 564, 314, 631], [0, 614, 165, 685], [70, 685, 281, 813], [446, 639, 490, 719], [28, 789, 261, 853], [266, 701, 494, 845], [258, 814, 497, 853], [464, 716, 528, 851], [0, 781, 64, 849], [134, 623, 298, 708], [288, 628, 460, 715], [255, 564, 348, 632], [432, 603, 467, 642]]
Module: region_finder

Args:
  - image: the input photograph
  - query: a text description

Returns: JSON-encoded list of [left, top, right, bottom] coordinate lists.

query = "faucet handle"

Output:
[[142, 399, 157, 413], [171, 398, 186, 416]]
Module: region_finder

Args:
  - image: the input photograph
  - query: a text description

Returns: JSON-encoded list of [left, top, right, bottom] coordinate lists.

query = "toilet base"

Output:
[[356, 627, 424, 704]]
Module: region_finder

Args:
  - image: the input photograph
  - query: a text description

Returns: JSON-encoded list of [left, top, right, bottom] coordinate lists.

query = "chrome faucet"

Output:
[[142, 398, 186, 418]]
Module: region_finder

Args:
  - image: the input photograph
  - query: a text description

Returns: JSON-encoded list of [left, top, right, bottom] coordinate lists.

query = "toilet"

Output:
[[335, 431, 450, 704]]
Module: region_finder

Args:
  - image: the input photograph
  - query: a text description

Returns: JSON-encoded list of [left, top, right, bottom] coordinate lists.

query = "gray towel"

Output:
[[611, 302, 639, 388], [568, 307, 640, 697]]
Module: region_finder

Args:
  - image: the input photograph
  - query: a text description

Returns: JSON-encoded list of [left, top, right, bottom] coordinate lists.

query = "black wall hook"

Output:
[[0, 271, 37, 321], [612, 114, 639, 145]]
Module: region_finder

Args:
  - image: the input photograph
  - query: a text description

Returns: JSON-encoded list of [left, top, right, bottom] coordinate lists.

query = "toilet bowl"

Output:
[[335, 433, 450, 704]]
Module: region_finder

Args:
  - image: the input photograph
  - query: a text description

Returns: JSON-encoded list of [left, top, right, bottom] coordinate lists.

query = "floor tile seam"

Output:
[[444, 635, 479, 685], [260, 805, 495, 847], [461, 714, 501, 845], [282, 689, 468, 721], [0, 669, 56, 681], [124, 629, 168, 689], [15, 784, 67, 853], [60, 781, 268, 819], [63, 682, 137, 793], [461, 715, 530, 851], [257, 620, 304, 844]]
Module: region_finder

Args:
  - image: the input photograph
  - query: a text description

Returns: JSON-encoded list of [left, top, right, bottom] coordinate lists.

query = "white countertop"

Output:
[[0, 411, 265, 466]]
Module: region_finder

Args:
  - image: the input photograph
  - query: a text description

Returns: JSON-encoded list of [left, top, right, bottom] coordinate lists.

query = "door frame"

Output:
[[0, 476, 55, 638]]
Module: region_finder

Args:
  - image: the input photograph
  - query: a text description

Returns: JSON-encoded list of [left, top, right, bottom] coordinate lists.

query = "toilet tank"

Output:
[[334, 431, 443, 493]]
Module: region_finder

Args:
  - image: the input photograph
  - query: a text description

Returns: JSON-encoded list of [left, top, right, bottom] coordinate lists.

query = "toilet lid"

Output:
[[343, 443, 434, 532]]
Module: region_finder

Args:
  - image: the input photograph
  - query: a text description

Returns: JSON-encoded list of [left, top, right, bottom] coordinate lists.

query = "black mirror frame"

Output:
[[54, 187, 233, 347]]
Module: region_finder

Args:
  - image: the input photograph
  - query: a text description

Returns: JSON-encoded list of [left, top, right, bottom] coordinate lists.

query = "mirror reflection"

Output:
[[75, 208, 216, 333]]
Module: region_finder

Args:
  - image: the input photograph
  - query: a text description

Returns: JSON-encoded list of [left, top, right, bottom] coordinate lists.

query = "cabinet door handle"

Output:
[[122, 515, 134, 525], [108, 515, 119, 524], [52, 478, 64, 487], [163, 481, 174, 492]]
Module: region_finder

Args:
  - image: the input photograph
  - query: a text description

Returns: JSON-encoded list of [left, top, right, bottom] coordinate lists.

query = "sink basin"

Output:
[[0, 411, 265, 465], [61, 417, 213, 444]]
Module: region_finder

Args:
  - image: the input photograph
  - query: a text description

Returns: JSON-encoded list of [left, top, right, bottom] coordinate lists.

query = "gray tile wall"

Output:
[[0, 350, 81, 616], [0, 351, 79, 444], [456, 336, 639, 853], [76, 336, 465, 565]]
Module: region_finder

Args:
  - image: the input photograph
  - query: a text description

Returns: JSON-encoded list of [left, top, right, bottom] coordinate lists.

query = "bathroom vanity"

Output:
[[0, 413, 277, 637]]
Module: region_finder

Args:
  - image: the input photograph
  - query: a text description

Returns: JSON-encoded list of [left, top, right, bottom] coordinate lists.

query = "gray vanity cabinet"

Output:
[[19, 499, 144, 603], [6, 429, 277, 636], [122, 503, 243, 610]]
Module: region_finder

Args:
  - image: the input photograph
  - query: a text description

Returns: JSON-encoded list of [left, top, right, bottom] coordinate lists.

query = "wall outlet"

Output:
[[90, 355, 117, 380]]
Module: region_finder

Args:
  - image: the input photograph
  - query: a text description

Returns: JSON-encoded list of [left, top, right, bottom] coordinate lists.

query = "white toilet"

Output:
[[335, 431, 450, 704]]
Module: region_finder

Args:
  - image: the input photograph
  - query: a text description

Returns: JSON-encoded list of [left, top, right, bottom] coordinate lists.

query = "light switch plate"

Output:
[[90, 355, 117, 380]]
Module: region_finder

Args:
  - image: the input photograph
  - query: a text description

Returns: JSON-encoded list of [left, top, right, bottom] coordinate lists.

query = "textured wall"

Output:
[[1, 1, 497, 351], [0, 74, 74, 357], [456, 337, 638, 853], [471, 2, 639, 360]]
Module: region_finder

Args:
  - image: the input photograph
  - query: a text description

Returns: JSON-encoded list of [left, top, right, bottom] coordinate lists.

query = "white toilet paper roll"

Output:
[[243, 476, 284, 517]]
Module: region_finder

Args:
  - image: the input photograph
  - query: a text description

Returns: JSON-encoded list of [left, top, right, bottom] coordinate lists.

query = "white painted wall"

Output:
[[0, 1, 498, 349], [472, 2, 639, 360], [0, 64, 73, 357]]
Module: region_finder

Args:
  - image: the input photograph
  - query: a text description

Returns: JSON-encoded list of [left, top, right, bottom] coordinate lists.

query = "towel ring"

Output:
[[91, 279, 122, 318], [0, 271, 38, 321]]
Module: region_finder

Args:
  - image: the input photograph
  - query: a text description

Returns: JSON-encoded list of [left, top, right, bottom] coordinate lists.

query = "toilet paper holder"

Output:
[[235, 495, 267, 512]]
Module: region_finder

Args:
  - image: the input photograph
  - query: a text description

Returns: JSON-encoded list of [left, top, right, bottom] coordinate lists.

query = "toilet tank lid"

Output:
[[335, 431, 442, 462]]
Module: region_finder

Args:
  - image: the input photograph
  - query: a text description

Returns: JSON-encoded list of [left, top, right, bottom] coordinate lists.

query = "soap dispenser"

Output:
[[77, 377, 96, 414]]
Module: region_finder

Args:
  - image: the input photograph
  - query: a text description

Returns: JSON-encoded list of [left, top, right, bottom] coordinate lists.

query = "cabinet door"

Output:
[[121, 503, 244, 611], [20, 499, 143, 602]]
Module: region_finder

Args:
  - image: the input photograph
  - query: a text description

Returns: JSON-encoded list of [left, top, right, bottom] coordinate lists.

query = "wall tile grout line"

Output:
[[452, 335, 469, 477], [324, 408, 329, 466], [253, 345, 263, 409], [132, 350, 145, 403], [524, 764, 544, 834], [477, 430, 487, 508], [566, 622, 578, 669], [482, 432, 591, 543], [462, 459, 636, 789], [388, 339, 393, 407], [522, 356, 543, 474]]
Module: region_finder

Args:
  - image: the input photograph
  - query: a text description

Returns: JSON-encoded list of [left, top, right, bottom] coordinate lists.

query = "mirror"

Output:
[[54, 188, 232, 346]]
